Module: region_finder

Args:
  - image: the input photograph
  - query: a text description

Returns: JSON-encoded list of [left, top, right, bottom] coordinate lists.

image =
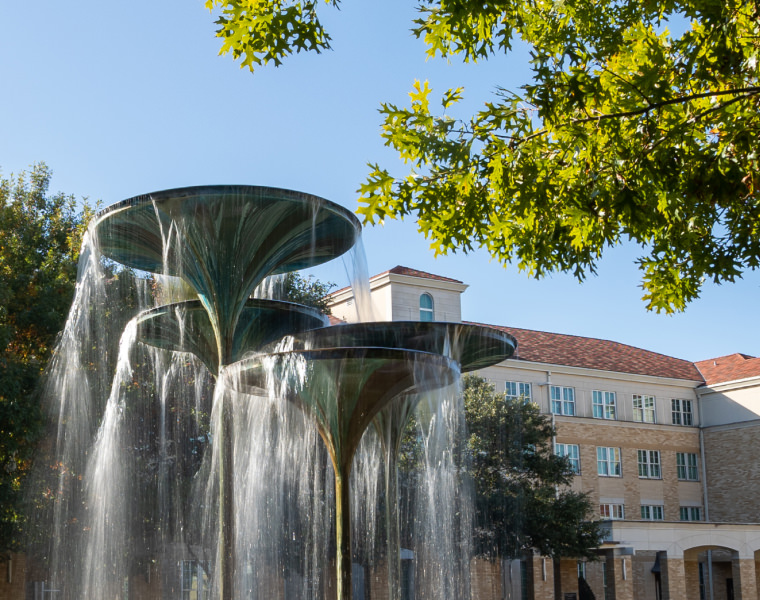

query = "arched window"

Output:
[[419, 293, 434, 322]]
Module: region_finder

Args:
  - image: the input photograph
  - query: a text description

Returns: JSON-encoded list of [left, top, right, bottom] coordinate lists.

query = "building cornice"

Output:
[[370, 271, 469, 293], [493, 358, 703, 389], [697, 375, 760, 395]]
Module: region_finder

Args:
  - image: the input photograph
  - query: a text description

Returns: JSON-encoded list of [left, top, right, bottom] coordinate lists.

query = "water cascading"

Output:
[[42, 185, 516, 600]]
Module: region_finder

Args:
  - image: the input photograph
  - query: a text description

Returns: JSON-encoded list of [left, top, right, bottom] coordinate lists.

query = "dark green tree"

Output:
[[462, 374, 600, 560], [0, 164, 92, 551], [206, 0, 760, 312], [282, 271, 335, 315]]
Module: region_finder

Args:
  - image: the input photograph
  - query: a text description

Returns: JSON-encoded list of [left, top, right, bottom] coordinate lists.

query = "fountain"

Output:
[[42, 185, 516, 599]]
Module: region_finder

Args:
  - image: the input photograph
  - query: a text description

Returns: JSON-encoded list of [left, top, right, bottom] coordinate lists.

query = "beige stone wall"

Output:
[[526, 555, 555, 600], [470, 558, 502, 600], [555, 557, 579, 598], [660, 555, 686, 600], [484, 365, 700, 425], [127, 563, 162, 600], [703, 422, 760, 522], [712, 560, 732, 600], [700, 385, 760, 427], [683, 556, 700, 600], [554, 419, 702, 519], [584, 559, 607, 600], [607, 554, 634, 600], [367, 560, 389, 600], [389, 282, 463, 323], [632, 551, 658, 600], [0, 554, 26, 600], [733, 557, 758, 600]]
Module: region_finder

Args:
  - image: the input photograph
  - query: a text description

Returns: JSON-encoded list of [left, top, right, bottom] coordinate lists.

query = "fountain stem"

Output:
[[334, 463, 353, 600], [219, 393, 235, 600], [385, 451, 402, 600]]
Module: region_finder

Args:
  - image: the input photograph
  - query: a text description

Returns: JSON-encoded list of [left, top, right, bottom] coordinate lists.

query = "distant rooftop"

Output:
[[465, 322, 704, 382], [374, 265, 464, 284], [331, 265, 464, 296], [327, 265, 733, 383], [695, 353, 760, 385]]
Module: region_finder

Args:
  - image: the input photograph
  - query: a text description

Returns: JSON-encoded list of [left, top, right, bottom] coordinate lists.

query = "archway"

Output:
[[682, 544, 756, 600]]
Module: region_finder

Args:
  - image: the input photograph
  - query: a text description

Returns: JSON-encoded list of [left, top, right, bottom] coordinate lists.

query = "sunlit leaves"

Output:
[[207, 0, 335, 70], [358, 0, 760, 312], [208, 0, 760, 312]]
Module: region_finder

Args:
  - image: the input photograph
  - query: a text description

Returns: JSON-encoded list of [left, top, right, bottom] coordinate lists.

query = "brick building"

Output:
[[330, 266, 760, 600]]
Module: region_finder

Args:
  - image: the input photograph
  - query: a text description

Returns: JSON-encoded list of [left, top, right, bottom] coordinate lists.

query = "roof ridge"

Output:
[[465, 320, 692, 362], [463, 320, 703, 381]]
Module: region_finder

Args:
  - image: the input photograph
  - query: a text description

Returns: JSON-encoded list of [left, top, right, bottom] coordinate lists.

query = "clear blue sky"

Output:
[[1, 1, 757, 363]]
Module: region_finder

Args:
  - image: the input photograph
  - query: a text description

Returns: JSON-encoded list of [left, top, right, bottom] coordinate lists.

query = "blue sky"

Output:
[[1, 1, 757, 362]]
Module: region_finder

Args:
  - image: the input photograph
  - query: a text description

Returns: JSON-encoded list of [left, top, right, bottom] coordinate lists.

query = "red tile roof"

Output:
[[694, 354, 760, 385], [465, 322, 704, 381]]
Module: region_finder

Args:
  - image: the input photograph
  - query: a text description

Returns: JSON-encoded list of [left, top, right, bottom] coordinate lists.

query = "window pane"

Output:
[[419, 293, 434, 321], [551, 386, 574, 415], [683, 400, 694, 425], [556, 443, 580, 474], [506, 381, 532, 402]]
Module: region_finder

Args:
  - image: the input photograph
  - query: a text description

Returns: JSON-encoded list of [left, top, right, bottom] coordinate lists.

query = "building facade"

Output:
[[330, 266, 760, 600]]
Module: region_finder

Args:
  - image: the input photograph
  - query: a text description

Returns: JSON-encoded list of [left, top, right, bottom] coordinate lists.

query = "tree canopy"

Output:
[[461, 374, 600, 559], [282, 271, 336, 315], [0, 164, 91, 551], [207, 0, 760, 312]]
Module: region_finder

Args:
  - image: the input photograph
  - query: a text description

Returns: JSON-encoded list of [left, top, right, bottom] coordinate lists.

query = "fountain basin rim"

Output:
[[231, 345, 462, 366], [132, 297, 329, 327], [90, 184, 361, 232], [272, 320, 517, 371]]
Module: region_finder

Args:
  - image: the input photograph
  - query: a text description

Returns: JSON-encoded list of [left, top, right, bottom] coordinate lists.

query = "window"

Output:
[[555, 443, 580, 474], [641, 505, 664, 521], [699, 563, 707, 600], [671, 399, 694, 425], [677, 452, 699, 481], [600, 503, 625, 520], [680, 506, 702, 521], [550, 385, 575, 416], [505, 381, 532, 402], [592, 390, 617, 419], [419, 293, 434, 322], [633, 394, 656, 423], [577, 561, 586, 580], [180, 560, 210, 600], [637, 450, 662, 479], [597, 447, 621, 477]]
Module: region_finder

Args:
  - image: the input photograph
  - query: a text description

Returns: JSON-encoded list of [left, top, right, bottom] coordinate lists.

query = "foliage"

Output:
[[462, 374, 600, 560], [0, 164, 92, 551], [207, 0, 760, 312], [205, 0, 335, 70], [283, 271, 336, 315]]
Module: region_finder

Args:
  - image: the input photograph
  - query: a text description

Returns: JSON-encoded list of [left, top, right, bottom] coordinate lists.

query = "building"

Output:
[[329, 265, 760, 600]]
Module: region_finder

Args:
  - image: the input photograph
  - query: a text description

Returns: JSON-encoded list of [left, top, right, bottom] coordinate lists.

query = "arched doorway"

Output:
[[683, 545, 755, 600]]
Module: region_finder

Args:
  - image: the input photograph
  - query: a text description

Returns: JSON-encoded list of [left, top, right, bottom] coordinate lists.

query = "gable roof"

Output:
[[376, 265, 464, 284], [694, 353, 760, 385], [330, 265, 464, 297], [465, 322, 704, 382]]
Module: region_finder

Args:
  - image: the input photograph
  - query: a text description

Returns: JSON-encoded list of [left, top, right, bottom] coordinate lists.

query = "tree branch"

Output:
[[509, 86, 760, 146]]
